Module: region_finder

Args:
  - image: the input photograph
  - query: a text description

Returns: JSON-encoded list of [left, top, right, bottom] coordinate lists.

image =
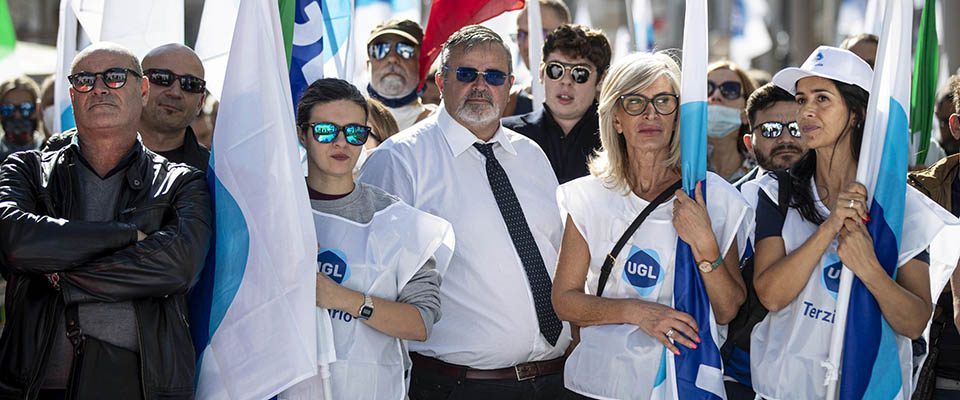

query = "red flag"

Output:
[[418, 0, 525, 88]]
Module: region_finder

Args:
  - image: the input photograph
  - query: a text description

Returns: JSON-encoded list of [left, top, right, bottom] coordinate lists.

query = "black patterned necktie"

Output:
[[473, 142, 562, 346]]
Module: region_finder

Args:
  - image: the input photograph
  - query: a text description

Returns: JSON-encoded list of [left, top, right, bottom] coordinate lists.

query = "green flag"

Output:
[[0, 0, 16, 60], [279, 0, 295, 69], [910, 0, 939, 165]]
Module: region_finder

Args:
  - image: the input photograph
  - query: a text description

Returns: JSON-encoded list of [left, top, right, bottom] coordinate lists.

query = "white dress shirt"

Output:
[[358, 106, 570, 369]]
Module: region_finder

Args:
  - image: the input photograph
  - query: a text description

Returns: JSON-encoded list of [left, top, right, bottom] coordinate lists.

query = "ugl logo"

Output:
[[820, 253, 841, 299], [317, 248, 350, 284], [622, 246, 663, 297]]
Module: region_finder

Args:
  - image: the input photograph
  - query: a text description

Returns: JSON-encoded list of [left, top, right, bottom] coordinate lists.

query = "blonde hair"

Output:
[[589, 51, 681, 193]]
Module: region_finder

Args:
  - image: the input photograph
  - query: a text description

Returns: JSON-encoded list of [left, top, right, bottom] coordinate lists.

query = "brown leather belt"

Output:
[[410, 352, 565, 381]]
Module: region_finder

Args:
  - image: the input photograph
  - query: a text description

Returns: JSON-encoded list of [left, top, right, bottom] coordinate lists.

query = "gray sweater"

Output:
[[309, 182, 442, 337]]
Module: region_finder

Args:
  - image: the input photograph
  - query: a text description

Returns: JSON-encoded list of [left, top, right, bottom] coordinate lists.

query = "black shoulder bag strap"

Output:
[[596, 180, 682, 297]]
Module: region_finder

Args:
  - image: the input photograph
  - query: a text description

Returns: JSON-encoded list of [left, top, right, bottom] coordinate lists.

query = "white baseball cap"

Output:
[[772, 46, 873, 95]]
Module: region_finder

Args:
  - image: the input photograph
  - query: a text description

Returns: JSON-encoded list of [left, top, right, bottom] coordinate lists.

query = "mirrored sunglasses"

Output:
[[544, 62, 592, 84], [618, 93, 679, 116], [442, 66, 508, 86], [756, 121, 801, 139], [68, 68, 141, 93], [305, 122, 372, 146], [707, 80, 742, 100], [0, 102, 36, 118], [368, 41, 416, 60], [144, 69, 206, 94]]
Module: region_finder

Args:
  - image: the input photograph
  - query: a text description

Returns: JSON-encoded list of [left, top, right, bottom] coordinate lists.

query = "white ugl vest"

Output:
[[303, 201, 454, 400], [742, 175, 950, 400], [557, 173, 751, 400]]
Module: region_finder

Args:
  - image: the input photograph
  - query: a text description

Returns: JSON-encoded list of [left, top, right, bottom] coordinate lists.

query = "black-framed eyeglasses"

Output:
[[544, 62, 592, 84], [707, 80, 742, 100], [442, 66, 508, 86], [0, 102, 36, 119], [67, 68, 142, 93], [754, 121, 801, 139], [144, 69, 206, 94], [618, 93, 679, 116], [368, 41, 417, 60], [303, 122, 372, 146]]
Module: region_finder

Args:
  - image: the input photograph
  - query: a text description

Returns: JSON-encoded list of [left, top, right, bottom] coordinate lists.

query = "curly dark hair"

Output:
[[542, 24, 612, 78]]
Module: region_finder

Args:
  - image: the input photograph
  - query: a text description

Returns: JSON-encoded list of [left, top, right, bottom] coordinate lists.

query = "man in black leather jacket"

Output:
[[0, 42, 212, 399]]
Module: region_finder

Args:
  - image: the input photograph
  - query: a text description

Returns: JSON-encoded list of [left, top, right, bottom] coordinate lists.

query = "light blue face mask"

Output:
[[707, 105, 743, 138]]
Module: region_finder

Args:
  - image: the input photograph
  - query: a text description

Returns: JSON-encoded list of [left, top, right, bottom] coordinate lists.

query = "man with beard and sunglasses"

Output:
[[366, 19, 436, 131], [734, 83, 807, 190], [359, 25, 570, 400], [0, 42, 211, 399], [0, 75, 45, 161], [138, 43, 210, 171], [503, 24, 610, 184]]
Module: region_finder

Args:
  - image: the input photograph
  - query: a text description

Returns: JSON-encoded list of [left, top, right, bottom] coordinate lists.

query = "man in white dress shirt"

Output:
[[358, 25, 570, 400]]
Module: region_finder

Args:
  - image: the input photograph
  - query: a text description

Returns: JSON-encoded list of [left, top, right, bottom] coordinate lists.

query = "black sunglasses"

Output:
[[368, 41, 416, 60], [442, 66, 508, 86], [755, 121, 801, 139], [303, 122, 372, 146], [544, 62, 592, 84], [68, 68, 142, 93], [618, 93, 679, 116], [707, 80, 742, 100], [144, 69, 206, 94], [0, 102, 36, 119]]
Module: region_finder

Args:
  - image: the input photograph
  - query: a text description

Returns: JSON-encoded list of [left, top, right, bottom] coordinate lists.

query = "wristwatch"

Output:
[[357, 294, 374, 320], [698, 256, 722, 273]]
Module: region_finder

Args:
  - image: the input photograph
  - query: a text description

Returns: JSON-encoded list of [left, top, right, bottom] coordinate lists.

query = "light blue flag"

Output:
[[289, 0, 354, 108], [188, 0, 323, 398], [673, 0, 725, 398], [829, 0, 911, 398]]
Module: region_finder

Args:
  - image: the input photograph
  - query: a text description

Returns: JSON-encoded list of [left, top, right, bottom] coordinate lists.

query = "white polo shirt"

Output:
[[358, 106, 570, 369]]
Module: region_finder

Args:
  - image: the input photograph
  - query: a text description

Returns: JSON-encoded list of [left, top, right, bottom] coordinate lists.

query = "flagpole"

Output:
[[824, 0, 909, 398], [527, 0, 545, 113]]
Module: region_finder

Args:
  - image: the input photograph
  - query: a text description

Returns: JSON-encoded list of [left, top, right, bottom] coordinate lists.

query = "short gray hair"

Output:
[[439, 25, 513, 79], [589, 51, 681, 193], [70, 42, 142, 75]]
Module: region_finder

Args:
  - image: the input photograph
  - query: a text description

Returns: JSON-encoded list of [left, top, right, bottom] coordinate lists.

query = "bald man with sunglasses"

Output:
[[502, 24, 610, 184], [139, 43, 210, 171], [366, 19, 436, 130], [0, 42, 211, 399]]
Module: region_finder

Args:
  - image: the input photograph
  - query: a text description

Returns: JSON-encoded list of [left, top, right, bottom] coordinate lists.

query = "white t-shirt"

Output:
[[557, 173, 752, 400]]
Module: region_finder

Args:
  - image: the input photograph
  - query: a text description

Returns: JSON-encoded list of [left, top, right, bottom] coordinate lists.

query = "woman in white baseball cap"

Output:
[[741, 46, 941, 399]]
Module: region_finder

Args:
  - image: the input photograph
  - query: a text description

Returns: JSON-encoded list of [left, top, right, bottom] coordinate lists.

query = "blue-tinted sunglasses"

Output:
[[303, 122, 372, 146], [442, 66, 508, 86], [0, 102, 36, 119]]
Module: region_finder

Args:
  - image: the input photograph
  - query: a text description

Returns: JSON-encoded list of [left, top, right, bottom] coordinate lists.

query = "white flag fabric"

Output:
[[187, 0, 325, 399], [526, 0, 545, 113], [195, 0, 242, 102], [52, 0, 183, 135], [630, 0, 654, 52], [729, 0, 771, 68]]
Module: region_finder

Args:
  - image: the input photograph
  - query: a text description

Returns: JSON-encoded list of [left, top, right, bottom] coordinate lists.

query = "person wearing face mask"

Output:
[[366, 19, 436, 131], [0, 76, 45, 161], [706, 61, 758, 183]]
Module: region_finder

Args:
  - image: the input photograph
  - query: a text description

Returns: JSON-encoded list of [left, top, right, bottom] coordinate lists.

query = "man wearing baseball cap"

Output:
[[366, 19, 435, 130]]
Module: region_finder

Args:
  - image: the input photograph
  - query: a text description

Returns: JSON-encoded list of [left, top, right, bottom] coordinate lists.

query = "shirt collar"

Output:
[[437, 106, 517, 157]]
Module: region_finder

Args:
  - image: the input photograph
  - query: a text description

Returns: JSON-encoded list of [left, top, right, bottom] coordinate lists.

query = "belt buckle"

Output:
[[515, 363, 536, 381]]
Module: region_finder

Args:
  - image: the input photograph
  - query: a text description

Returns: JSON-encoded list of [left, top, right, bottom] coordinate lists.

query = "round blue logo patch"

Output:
[[622, 246, 663, 297], [318, 248, 350, 284], [821, 253, 841, 299]]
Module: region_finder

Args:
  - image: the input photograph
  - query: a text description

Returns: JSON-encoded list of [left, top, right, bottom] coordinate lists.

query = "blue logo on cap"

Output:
[[622, 246, 663, 296], [318, 248, 350, 284], [820, 253, 841, 298], [814, 51, 825, 68]]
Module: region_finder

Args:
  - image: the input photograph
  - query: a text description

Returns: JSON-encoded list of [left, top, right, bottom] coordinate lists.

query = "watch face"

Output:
[[698, 261, 712, 272], [359, 306, 374, 319]]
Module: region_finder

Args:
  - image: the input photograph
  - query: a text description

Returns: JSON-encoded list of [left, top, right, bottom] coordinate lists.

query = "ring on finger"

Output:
[[848, 199, 855, 208], [665, 328, 675, 339]]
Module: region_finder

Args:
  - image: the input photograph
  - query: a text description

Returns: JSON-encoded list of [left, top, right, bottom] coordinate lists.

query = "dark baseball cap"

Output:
[[367, 19, 423, 46]]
